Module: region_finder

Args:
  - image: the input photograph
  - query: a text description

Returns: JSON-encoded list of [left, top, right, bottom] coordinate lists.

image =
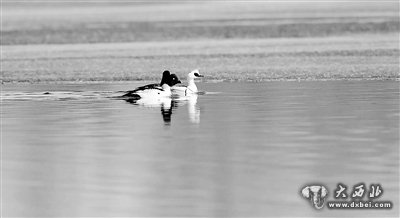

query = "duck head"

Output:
[[160, 70, 171, 86], [169, 74, 182, 86], [160, 71, 181, 87], [187, 69, 204, 80]]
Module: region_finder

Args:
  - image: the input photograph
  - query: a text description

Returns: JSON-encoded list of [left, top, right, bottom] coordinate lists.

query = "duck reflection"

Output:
[[123, 94, 201, 125], [124, 97, 176, 125], [160, 99, 175, 125], [183, 94, 200, 124]]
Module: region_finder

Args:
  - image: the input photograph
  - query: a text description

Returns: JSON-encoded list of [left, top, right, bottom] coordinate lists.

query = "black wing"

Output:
[[131, 83, 162, 92]]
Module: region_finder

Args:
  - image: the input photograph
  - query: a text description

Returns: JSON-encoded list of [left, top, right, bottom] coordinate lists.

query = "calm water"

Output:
[[2, 81, 399, 217]]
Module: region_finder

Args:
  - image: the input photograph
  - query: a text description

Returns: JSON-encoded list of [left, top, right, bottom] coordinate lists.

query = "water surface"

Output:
[[2, 80, 399, 217]]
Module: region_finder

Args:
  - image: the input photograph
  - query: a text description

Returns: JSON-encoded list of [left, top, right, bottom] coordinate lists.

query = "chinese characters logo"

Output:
[[301, 183, 391, 210]]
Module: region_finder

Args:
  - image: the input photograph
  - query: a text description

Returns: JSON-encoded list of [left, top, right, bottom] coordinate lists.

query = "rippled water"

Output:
[[2, 81, 399, 217]]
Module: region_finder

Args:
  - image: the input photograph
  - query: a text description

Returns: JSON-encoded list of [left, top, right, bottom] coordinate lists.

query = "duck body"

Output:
[[171, 69, 203, 96], [121, 71, 181, 100], [123, 84, 171, 100]]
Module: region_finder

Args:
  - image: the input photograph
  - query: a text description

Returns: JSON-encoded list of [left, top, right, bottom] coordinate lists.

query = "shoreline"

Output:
[[1, 77, 398, 86]]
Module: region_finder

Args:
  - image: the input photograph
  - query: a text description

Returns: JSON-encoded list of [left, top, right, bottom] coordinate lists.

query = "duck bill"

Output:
[[194, 73, 204, 78]]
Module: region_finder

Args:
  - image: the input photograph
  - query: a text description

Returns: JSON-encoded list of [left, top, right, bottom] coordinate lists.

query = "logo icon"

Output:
[[301, 185, 328, 209]]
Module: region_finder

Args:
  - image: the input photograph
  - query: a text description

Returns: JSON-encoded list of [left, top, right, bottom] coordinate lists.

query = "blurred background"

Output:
[[2, 1, 399, 44]]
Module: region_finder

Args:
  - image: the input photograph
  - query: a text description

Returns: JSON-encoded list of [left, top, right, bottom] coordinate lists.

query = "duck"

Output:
[[121, 70, 181, 100], [171, 69, 204, 96]]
